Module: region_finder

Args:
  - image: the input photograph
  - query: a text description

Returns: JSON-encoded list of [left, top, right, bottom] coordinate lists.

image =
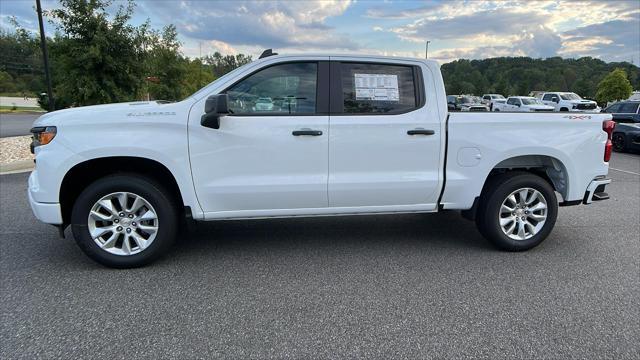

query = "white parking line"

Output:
[[610, 167, 640, 176]]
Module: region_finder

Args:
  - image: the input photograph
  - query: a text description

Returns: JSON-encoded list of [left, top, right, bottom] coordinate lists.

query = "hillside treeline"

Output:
[[441, 57, 639, 98]]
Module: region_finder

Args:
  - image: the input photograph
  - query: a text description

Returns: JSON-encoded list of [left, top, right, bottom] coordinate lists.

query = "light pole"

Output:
[[425, 40, 431, 59], [36, 0, 54, 111]]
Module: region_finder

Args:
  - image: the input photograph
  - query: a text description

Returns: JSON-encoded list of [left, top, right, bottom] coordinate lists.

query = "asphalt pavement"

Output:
[[0, 113, 40, 137], [1, 152, 638, 359]]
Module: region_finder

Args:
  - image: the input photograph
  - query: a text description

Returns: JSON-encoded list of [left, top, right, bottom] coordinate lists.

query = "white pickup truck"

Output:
[[28, 54, 613, 268], [540, 92, 600, 112], [493, 96, 555, 112]]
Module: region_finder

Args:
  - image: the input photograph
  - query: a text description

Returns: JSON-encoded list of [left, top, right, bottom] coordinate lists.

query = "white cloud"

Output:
[[140, 0, 356, 52]]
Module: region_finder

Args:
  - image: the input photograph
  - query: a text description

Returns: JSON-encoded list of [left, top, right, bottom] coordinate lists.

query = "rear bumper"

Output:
[[28, 173, 63, 224], [582, 178, 611, 204]]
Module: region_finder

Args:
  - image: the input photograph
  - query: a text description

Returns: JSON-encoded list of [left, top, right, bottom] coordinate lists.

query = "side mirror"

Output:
[[448, 103, 455, 111], [516, 103, 521, 107], [552, 97, 559, 103], [201, 94, 229, 129]]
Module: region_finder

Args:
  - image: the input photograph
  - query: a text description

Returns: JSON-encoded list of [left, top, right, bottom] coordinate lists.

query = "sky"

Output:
[[1, 0, 639, 64]]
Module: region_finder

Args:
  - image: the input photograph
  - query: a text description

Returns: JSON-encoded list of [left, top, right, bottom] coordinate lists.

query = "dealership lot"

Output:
[[0, 152, 638, 359]]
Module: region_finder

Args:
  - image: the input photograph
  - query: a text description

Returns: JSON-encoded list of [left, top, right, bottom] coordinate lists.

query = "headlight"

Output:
[[30, 126, 57, 153]]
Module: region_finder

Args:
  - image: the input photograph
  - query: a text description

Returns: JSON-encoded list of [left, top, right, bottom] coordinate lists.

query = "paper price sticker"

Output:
[[354, 74, 399, 102]]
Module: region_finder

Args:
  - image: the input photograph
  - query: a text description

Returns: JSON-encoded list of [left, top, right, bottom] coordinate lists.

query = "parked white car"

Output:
[[481, 94, 506, 110], [253, 97, 274, 111], [493, 96, 555, 112], [28, 53, 613, 267], [540, 92, 600, 112]]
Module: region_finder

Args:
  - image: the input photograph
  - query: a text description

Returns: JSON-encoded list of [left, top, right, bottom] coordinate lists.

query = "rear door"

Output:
[[327, 60, 441, 208]]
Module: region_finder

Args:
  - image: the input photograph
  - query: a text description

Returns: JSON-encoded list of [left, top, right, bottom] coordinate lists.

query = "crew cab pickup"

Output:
[[540, 92, 600, 112], [493, 96, 555, 112], [28, 54, 613, 268]]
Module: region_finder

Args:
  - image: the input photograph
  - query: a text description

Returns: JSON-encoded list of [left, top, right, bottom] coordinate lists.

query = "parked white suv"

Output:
[[28, 53, 613, 267], [540, 92, 600, 112], [493, 96, 555, 112], [481, 94, 505, 110]]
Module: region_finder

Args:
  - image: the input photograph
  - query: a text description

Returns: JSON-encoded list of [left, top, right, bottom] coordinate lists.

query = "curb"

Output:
[[0, 160, 34, 175]]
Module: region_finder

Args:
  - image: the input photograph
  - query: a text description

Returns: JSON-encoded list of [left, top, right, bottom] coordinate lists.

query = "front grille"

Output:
[[576, 103, 596, 110]]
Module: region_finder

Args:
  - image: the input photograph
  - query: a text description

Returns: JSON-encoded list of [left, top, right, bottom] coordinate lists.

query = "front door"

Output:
[[189, 61, 330, 215], [328, 60, 442, 208]]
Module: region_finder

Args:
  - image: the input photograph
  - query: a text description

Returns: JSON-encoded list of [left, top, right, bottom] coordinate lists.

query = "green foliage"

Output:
[[441, 57, 639, 98], [0, 71, 16, 93], [46, 0, 147, 107], [1, 0, 254, 107], [0, 19, 43, 96], [595, 68, 633, 103], [203, 52, 253, 78], [143, 24, 185, 101]]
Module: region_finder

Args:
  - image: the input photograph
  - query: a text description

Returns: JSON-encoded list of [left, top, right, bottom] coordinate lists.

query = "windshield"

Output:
[[560, 92, 581, 100], [460, 96, 478, 104], [492, 95, 505, 99], [521, 98, 543, 105]]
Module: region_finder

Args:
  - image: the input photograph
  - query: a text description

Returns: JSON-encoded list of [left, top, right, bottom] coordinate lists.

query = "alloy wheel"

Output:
[[87, 192, 159, 256], [498, 187, 548, 241]]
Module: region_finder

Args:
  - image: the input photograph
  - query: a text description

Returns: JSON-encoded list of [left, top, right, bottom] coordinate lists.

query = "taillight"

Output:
[[602, 120, 615, 162]]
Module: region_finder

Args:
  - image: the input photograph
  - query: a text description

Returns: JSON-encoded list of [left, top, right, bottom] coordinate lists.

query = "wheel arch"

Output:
[[461, 154, 570, 221], [487, 154, 569, 200], [59, 156, 187, 225]]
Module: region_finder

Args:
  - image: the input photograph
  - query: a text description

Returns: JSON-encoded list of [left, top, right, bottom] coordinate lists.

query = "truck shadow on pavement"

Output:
[[170, 210, 493, 260]]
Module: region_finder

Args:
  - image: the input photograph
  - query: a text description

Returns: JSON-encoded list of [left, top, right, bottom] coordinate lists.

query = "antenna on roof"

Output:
[[259, 49, 278, 59]]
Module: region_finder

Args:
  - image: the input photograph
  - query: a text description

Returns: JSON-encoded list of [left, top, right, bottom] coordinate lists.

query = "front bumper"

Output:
[[583, 178, 611, 204], [28, 172, 63, 224]]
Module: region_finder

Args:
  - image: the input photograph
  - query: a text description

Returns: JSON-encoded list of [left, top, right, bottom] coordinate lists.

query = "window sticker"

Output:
[[354, 74, 399, 102]]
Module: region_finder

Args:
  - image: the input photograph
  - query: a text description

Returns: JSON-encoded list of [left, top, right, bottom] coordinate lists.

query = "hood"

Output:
[[526, 104, 555, 110], [569, 99, 596, 104], [32, 100, 193, 128]]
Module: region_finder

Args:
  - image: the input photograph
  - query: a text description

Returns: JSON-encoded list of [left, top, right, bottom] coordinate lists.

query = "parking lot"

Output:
[[0, 152, 638, 359]]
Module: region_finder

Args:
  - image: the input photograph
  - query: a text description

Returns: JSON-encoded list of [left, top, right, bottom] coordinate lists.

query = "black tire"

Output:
[[612, 133, 626, 152], [494, 108, 500, 112], [71, 174, 179, 268], [560, 107, 569, 111], [475, 172, 558, 251]]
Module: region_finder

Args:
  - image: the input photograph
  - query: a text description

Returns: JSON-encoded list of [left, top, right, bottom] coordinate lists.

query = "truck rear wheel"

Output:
[[475, 172, 558, 251], [70, 174, 178, 268]]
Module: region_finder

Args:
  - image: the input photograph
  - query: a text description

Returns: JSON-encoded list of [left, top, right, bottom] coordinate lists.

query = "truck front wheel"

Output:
[[475, 172, 558, 251], [70, 174, 178, 268]]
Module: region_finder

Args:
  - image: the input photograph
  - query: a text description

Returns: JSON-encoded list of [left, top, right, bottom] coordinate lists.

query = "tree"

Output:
[[203, 52, 252, 78], [0, 71, 16, 93], [143, 25, 186, 101], [46, 0, 147, 107], [595, 68, 633, 104]]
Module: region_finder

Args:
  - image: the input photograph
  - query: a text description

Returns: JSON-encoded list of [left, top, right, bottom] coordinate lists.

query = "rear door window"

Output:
[[335, 62, 419, 114], [619, 102, 639, 113]]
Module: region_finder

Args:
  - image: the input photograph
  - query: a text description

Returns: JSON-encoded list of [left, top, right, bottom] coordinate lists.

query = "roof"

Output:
[[252, 53, 439, 67]]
